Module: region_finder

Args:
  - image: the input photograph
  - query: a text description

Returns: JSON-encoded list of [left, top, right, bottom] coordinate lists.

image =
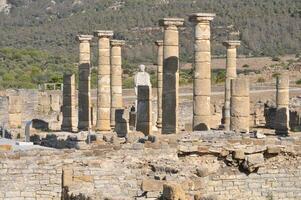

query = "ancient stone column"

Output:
[[77, 35, 93, 131], [159, 18, 184, 134], [94, 30, 114, 132], [61, 74, 77, 132], [136, 85, 152, 135], [275, 73, 290, 134], [189, 13, 215, 131], [110, 39, 125, 128], [222, 40, 240, 131], [155, 40, 164, 129], [230, 76, 250, 132]]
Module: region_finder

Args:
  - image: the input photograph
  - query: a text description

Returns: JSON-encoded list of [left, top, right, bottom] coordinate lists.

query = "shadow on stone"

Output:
[[62, 186, 91, 200], [162, 56, 178, 134], [32, 119, 49, 131]]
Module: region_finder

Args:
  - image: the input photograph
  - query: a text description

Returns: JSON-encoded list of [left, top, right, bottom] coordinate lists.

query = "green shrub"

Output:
[[212, 69, 226, 84], [122, 77, 134, 89], [296, 79, 301, 85], [242, 64, 250, 68]]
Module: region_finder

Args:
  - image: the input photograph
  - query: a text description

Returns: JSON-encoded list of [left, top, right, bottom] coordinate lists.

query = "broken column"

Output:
[[94, 30, 114, 132], [61, 74, 77, 132], [77, 35, 93, 131], [230, 76, 250, 132], [222, 40, 240, 131], [155, 40, 163, 129], [110, 39, 125, 129], [136, 85, 152, 135], [159, 18, 184, 134], [8, 95, 22, 129], [275, 73, 290, 134], [189, 13, 215, 131]]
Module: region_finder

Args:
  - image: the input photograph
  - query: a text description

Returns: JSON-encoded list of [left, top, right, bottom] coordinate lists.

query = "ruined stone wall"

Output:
[[1, 132, 301, 200], [0, 89, 62, 131], [0, 149, 63, 200]]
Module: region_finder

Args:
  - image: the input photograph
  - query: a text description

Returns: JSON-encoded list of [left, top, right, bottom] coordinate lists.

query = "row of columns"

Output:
[[62, 32, 125, 132], [156, 14, 216, 134], [155, 13, 289, 135]]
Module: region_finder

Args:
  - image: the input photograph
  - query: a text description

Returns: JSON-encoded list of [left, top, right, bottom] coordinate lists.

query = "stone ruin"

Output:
[[0, 12, 301, 200]]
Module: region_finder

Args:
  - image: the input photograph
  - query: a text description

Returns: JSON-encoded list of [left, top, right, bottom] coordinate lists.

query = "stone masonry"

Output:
[[222, 40, 240, 131], [8, 95, 22, 128], [110, 39, 125, 129], [275, 73, 290, 134], [61, 74, 77, 132], [155, 40, 164, 129], [77, 35, 93, 131], [94, 30, 114, 132], [159, 18, 184, 134], [230, 76, 250, 132], [189, 13, 215, 131]]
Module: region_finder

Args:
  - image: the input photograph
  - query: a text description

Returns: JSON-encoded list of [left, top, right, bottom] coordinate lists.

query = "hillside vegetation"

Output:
[[0, 0, 300, 89]]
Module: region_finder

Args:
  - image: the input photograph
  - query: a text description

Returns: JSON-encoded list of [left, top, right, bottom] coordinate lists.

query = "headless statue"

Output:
[[134, 64, 151, 96]]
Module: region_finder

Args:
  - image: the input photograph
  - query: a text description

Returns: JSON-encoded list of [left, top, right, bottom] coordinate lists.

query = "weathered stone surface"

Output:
[[110, 40, 125, 129], [189, 13, 215, 131], [155, 40, 164, 129], [243, 153, 264, 173], [230, 77, 250, 132], [163, 183, 186, 200], [142, 179, 163, 192], [160, 18, 184, 134], [77, 35, 93, 130], [94, 31, 114, 132], [136, 86, 152, 135]]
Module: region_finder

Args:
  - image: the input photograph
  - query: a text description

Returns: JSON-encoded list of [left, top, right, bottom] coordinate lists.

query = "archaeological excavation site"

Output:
[[1, 9, 301, 200]]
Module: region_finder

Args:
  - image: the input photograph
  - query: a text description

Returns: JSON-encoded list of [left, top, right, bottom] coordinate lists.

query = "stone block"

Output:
[[193, 79, 211, 96], [194, 62, 211, 79], [141, 179, 163, 192], [164, 29, 179, 46], [231, 77, 249, 97], [195, 51, 211, 62], [230, 97, 250, 117], [195, 23, 211, 39], [163, 183, 186, 200], [193, 96, 211, 115], [193, 115, 211, 131], [267, 145, 281, 154], [233, 150, 245, 160], [243, 153, 264, 173], [0, 144, 12, 151], [195, 40, 211, 52]]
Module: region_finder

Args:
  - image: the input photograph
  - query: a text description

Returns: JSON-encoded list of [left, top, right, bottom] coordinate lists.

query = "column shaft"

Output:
[[62, 74, 77, 132], [222, 41, 240, 131], [159, 18, 184, 134], [275, 73, 290, 134], [155, 40, 163, 129], [110, 40, 125, 128], [77, 35, 93, 130], [230, 77, 250, 132], [94, 31, 114, 132], [189, 13, 215, 131]]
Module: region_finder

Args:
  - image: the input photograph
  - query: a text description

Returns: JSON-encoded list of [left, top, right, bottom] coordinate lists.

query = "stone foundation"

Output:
[[1, 131, 301, 200]]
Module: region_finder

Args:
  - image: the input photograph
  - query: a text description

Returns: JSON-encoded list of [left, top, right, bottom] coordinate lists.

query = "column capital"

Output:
[[76, 35, 93, 42], [222, 40, 241, 48], [155, 40, 164, 46], [94, 30, 114, 38], [110, 39, 125, 47], [159, 18, 184, 27], [189, 13, 215, 23]]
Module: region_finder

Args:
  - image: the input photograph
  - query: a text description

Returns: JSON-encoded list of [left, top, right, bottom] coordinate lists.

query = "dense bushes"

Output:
[[0, 48, 75, 89]]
